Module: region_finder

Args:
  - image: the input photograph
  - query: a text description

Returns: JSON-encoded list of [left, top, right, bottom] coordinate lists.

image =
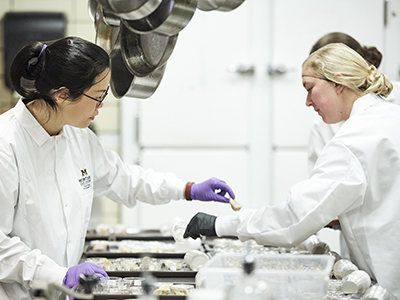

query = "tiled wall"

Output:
[[0, 0, 121, 226]]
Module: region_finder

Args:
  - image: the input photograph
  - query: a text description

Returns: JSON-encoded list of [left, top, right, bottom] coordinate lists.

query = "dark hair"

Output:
[[10, 36, 110, 110], [310, 32, 382, 68]]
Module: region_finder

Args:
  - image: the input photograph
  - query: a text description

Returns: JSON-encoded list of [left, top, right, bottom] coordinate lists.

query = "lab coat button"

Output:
[[65, 203, 68, 207]]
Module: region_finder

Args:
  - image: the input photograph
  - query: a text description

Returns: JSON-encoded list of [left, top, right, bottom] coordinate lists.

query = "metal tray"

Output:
[[107, 271, 197, 278], [86, 229, 174, 241], [84, 251, 185, 259], [93, 295, 186, 299], [84, 239, 184, 258]]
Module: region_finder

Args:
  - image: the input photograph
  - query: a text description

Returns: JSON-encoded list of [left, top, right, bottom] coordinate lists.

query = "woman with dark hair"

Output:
[[309, 32, 383, 68], [0, 36, 235, 299]]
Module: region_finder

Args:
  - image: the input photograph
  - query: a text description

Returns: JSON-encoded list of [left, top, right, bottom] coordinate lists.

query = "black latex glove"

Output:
[[183, 212, 217, 239]]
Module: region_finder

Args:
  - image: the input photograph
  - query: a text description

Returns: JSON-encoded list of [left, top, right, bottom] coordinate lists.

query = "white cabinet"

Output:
[[138, 4, 252, 148]]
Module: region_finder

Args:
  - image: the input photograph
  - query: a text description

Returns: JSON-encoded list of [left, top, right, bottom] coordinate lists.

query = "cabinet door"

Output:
[[384, 0, 400, 81], [137, 3, 252, 147]]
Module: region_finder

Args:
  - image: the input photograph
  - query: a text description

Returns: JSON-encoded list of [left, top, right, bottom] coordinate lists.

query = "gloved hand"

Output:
[[63, 262, 108, 290], [190, 178, 235, 203], [183, 212, 217, 239]]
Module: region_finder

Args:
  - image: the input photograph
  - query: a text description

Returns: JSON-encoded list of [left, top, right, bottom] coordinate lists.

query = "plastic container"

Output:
[[188, 289, 225, 300], [226, 255, 273, 300], [97, 277, 124, 294], [123, 277, 145, 287], [198, 253, 334, 300]]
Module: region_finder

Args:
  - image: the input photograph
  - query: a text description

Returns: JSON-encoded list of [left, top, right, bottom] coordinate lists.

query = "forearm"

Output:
[[94, 150, 186, 205]]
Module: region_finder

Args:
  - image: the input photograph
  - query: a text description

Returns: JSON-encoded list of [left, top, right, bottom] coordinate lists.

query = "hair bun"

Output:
[[28, 57, 39, 67]]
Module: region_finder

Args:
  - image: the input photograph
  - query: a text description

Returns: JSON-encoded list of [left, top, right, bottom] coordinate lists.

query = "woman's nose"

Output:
[[305, 96, 312, 107]]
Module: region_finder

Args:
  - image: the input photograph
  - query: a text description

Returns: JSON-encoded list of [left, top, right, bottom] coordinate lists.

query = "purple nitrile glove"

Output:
[[63, 262, 108, 290], [190, 177, 235, 203]]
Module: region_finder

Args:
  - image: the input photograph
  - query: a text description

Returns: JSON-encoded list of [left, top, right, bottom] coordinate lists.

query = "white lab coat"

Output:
[[216, 93, 400, 300], [0, 100, 186, 299], [307, 82, 400, 261]]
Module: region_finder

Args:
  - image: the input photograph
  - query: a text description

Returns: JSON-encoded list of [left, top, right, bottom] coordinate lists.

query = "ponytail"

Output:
[[10, 36, 110, 110]]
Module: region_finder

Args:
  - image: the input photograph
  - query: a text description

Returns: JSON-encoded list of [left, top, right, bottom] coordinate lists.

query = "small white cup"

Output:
[[341, 270, 371, 294], [298, 235, 330, 254], [184, 250, 209, 271], [361, 285, 390, 300], [172, 221, 187, 242], [333, 259, 358, 279]]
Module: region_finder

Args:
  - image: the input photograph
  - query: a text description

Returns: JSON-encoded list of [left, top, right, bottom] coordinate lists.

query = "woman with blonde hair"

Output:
[[303, 43, 392, 123], [306, 34, 400, 261], [307, 32, 399, 172], [185, 43, 400, 299]]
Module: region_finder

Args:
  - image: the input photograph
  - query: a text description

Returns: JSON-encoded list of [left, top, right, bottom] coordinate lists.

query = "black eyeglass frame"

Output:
[[82, 86, 109, 107]]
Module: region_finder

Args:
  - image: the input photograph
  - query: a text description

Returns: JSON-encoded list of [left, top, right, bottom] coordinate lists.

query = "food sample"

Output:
[[172, 287, 188, 295], [153, 285, 171, 295], [85, 257, 190, 272], [171, 285, 193, 295], [92, 241, 108, 251], [229, 197, 242, 211], [88, 240, 176, 253]]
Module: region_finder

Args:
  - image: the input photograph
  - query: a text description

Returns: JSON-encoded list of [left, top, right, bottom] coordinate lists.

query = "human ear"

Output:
[[54, 87, 70, 102], [333, 73, 344, 94], [335, 84, 345, 95]]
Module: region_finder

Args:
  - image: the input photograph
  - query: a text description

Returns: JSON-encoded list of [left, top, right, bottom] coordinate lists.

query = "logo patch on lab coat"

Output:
[[79, 168, 91, 190]]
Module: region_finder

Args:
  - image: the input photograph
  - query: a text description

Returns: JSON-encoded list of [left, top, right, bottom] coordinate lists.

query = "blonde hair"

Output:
[[303, 43, 393, 97]]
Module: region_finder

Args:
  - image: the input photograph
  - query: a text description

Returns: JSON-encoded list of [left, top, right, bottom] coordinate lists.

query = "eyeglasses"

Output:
[[82, 86, 109, 107]]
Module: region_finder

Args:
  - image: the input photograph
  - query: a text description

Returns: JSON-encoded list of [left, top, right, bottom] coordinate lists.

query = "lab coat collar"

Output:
[[14, 99, 67, 147], [349, 93, 383, 119]]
